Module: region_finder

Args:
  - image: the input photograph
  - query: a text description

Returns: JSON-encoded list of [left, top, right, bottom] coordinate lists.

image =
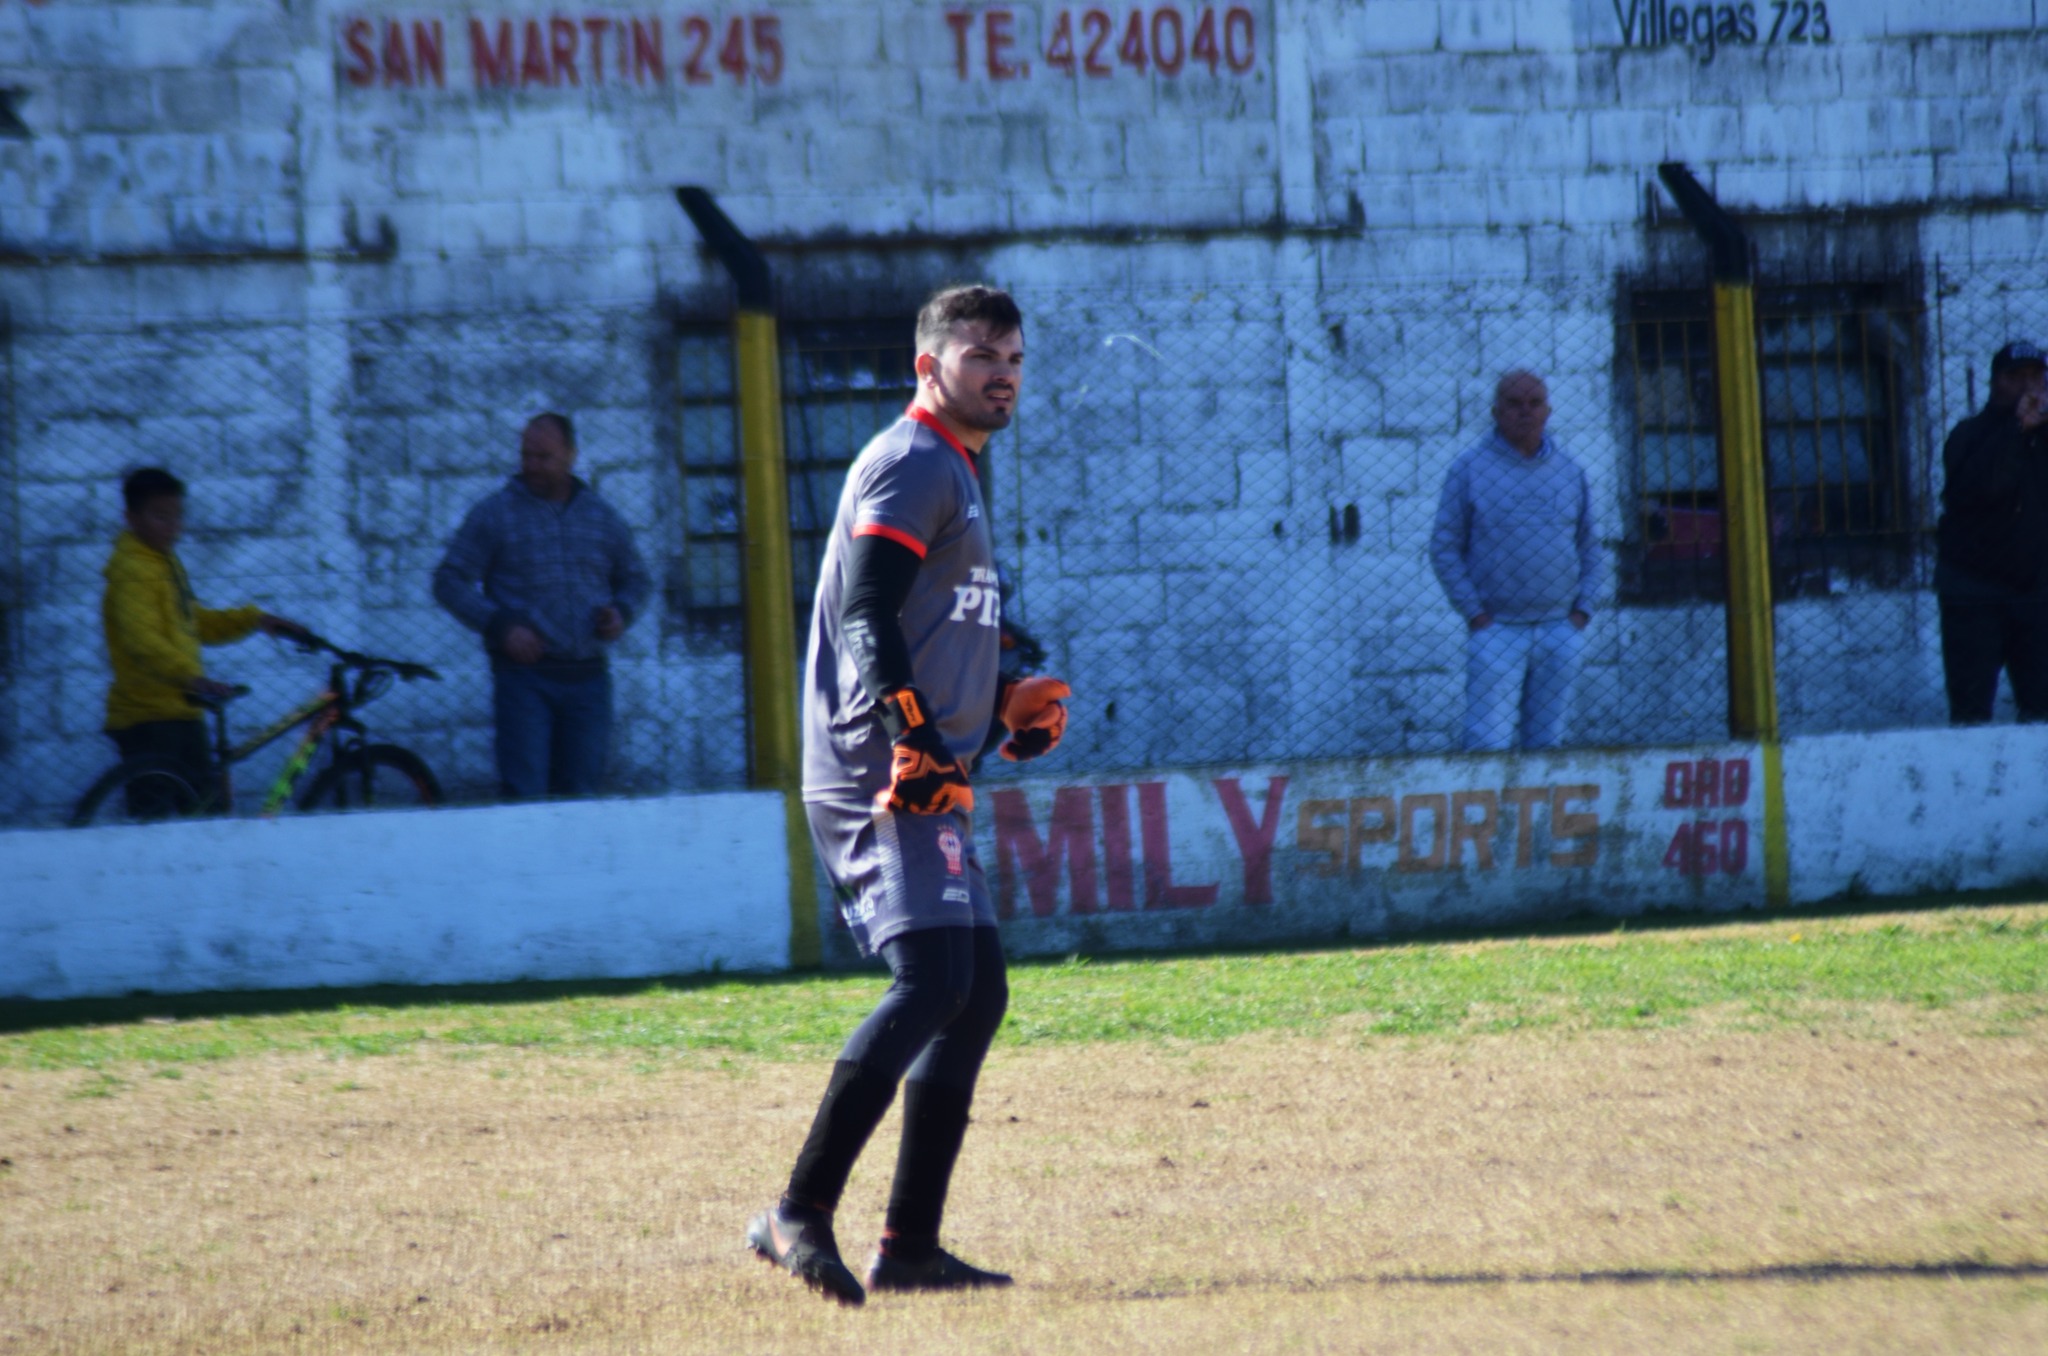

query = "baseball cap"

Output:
[[1991, 340, 2047, 375]]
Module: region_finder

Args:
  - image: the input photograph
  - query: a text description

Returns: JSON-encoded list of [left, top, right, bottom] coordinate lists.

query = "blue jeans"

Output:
[[492, 664, 613, 800], [1461, 618, 1585, 752]]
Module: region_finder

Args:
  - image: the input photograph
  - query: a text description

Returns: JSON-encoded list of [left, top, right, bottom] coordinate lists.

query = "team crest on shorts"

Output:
[[937, 825, 965, 876]]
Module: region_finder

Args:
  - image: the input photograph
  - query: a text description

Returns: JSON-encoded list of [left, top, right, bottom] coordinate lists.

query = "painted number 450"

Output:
[[1663, 819, 1749, 877]]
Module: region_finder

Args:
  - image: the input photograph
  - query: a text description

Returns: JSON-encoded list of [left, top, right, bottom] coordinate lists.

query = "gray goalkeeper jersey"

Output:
[[801, 407, 1002, 803]]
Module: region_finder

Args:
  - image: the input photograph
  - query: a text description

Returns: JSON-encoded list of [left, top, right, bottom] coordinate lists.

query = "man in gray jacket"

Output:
[[433, 412, 652, 799], [1429, 370, 1602, 752]]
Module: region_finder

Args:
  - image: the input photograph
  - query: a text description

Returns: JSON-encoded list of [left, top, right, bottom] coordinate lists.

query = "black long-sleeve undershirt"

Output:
[[840, 532, 923, 706]]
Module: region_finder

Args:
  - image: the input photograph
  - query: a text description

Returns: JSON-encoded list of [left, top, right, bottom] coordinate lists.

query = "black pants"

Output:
[[785, 926, 1009, 1240], [839, 924, 1010, 1089], [109, 719, 213, 818], [1938, 596, 2048, 724]]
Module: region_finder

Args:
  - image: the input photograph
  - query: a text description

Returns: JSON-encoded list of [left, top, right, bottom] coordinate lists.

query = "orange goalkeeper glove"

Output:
[[997, 676, 1071, 762], [877, 687, 973, 815]]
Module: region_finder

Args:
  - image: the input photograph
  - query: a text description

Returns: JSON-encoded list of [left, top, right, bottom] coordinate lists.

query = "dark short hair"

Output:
[[526, 411, 576, 446], [915, 285, 1023, 357], [122, 467, 185, 512]]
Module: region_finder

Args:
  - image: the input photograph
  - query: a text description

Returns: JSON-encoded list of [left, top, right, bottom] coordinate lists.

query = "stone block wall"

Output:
[[2, 0, 2046, 823]]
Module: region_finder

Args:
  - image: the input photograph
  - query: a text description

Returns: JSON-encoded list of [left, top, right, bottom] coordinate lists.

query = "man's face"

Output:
[[920, 322, 1024, 435], [126, 495, 184, 554], [519, 420, 576, 500], [1992, 362, 2046, 409], [1493, 374, 1551, 453]]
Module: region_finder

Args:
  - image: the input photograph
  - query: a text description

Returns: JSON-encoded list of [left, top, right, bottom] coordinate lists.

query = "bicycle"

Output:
[[70, 631, 445, 827]]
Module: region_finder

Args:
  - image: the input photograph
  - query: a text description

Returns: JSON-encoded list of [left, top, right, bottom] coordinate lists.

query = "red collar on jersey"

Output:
[[906, 404, 980, 477]]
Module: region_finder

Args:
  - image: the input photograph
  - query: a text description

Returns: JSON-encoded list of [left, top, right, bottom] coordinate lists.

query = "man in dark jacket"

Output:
[[433, 412, 652, 797], [1936, 341, 2048, 724]]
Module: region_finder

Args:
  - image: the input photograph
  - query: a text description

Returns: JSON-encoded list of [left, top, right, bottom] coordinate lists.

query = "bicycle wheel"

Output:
[[297, 744, 442, 812], [69, 756, 207, 827]]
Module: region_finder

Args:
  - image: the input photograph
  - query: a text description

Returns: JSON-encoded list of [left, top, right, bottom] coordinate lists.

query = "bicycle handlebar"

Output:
[[287, 629, 441, 682]]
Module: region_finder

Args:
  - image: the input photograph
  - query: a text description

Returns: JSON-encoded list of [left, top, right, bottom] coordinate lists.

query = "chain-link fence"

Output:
[[0, 257, 2036, 830], [0, 303, 736, 829], [996, 266, 1987, 771]]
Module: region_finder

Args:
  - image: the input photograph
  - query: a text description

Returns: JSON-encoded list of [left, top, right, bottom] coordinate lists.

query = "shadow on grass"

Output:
[[3, 885, 2041, 1038], [1119, 1257, 2048, 1302]]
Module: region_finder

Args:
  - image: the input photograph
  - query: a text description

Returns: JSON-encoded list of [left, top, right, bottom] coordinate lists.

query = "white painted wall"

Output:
[[7, 724, 2047, 1000], [1783, 724, 2048, 902], [0, 790, 790, 1000], [967, 723, 2048, 966]]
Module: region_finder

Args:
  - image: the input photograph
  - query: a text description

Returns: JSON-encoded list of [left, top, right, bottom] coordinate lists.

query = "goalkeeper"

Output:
[[747, 285, 1070, 1305]]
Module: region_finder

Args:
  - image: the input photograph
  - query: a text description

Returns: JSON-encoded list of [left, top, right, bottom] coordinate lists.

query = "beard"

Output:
[[934, 369, 1015, 432]]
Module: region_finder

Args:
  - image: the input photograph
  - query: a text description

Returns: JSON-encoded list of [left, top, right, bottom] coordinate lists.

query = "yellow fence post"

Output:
[[677, 189, 820, 968], [1657, 164, 1789, 907], [1709, 281, 1780, 744]]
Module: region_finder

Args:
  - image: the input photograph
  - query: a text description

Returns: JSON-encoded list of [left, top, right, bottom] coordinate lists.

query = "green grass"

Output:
[[2, 908, 2043, 1075]]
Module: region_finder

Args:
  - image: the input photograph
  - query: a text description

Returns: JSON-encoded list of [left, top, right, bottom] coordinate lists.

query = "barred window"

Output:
[[673, 319, 916, 634], [1621, 281, 1921, 602], [673, 325, 743, 632]]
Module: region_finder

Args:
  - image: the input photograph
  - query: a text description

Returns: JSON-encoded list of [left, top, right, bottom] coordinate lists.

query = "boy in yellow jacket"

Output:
[[102, 468, 303, 802]]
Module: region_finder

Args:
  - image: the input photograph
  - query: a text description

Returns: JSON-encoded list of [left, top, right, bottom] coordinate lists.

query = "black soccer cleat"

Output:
[[747, 1206, 866, 1307], [864, 1246, 1014, 1293]]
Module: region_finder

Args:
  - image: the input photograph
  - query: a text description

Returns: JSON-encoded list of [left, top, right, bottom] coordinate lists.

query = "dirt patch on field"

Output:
[[2, 1015, 2044, 1353]]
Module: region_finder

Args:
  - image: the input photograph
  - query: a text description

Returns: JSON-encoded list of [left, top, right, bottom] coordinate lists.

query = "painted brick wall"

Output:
[[2, 0, 2045, 823]]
